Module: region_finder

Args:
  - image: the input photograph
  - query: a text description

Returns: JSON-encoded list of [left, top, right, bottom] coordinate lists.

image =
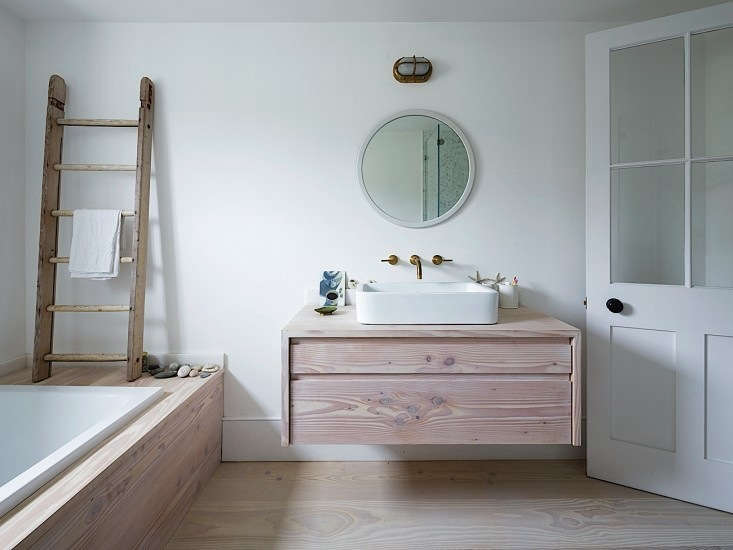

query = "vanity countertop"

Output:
[[283, 305, 580, 338]]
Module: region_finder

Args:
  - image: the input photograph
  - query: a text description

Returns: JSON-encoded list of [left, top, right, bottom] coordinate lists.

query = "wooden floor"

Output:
[[167, 460, 733, 550]]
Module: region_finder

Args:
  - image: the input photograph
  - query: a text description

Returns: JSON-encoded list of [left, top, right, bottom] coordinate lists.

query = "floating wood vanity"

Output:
[[282, 306, 581, 446]]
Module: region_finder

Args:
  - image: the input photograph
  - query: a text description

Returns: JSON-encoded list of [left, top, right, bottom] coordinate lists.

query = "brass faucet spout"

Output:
[[409, 255, 423, 280]]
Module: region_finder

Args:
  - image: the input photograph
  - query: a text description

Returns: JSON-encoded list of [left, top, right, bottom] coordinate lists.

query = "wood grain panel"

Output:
[[290, 337, 571, 374], [291, 375, 570, 445], [571, 334, 582, 446]]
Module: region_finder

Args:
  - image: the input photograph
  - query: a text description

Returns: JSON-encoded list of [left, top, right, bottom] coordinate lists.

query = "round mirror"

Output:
[[359, 111, 475, 228]]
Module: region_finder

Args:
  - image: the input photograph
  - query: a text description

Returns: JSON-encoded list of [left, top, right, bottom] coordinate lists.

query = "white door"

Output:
[[587, 2, 733, 512]]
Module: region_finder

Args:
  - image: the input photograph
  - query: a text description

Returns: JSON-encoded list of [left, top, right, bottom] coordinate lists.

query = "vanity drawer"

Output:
[[290, 337, 571, 374], [290, 374, 571, 445]]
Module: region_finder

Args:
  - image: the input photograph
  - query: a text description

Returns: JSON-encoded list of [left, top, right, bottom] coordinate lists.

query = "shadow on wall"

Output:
[[150, 80, 182, 354]]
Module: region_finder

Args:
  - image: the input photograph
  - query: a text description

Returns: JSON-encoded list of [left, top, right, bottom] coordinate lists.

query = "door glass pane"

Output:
[[692, 27, 733, 158], [610, 39, 684, 164], [692, 161, 733, 287], [611, 164, 685, 284]]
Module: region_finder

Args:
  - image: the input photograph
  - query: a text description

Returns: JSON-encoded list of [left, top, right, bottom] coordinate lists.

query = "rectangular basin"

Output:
[[355, 281, 498, 324]]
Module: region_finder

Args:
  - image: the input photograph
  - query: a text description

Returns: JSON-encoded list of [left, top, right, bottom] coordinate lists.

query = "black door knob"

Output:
[[606, 298, 624, 313]]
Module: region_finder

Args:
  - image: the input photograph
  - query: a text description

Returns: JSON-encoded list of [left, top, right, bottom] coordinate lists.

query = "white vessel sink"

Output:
[[355, 281, 498, 325]]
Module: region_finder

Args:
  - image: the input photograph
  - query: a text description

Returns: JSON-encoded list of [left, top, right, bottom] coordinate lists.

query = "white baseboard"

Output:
[[0, 355, 28, 377], [222, 418, 586, 461]]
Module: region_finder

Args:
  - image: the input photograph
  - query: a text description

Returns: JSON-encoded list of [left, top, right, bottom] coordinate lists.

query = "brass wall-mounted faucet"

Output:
[[381, 254, 449, 279], [409, 255, 423, 279]]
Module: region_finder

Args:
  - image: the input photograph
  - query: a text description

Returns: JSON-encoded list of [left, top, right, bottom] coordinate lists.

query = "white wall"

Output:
[[24, 21, 605, 459], [0, 6, 26, 373]]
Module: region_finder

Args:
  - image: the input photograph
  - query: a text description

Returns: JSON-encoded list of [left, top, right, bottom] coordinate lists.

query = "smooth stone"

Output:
[[177, 365, 192, 378], [149, 367, 164, 376], [189, 367, 201, 377], [154, 371, 177, 379], [200, 372, 211, 379], [201, 364, 220, 373], [167, 362, 181, 372]]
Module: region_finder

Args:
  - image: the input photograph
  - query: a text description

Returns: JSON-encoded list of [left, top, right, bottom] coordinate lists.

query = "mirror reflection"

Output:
[[360, 114, 472, 226]]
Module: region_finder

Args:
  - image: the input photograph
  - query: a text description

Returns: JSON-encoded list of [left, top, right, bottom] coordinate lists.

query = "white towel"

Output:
[[69, 209, 122, 279]]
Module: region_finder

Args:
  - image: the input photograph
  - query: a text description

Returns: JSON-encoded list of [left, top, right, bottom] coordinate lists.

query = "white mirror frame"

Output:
[[358, 110, 476, 228]]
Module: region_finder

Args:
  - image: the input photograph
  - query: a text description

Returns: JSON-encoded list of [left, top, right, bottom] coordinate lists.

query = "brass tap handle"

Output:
[[432, 255, 453, 265], [381, 254, 399, 265]]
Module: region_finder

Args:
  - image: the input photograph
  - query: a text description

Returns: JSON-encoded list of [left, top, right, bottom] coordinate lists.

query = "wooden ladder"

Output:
[[32, 75, 154, 383]]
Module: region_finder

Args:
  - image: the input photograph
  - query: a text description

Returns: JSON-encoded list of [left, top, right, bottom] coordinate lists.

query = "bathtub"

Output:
[[0, 385, 163, 518]]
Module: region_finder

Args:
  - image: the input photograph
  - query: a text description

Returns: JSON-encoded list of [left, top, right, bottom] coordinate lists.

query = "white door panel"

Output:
[[610, 326, 677, 452], [706, 334, 733, 463], [586, 1, 733, 512]]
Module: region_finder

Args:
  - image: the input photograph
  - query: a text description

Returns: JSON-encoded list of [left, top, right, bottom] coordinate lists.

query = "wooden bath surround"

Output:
[[0, 366, 223, 549], [282, 306, 581, 446]]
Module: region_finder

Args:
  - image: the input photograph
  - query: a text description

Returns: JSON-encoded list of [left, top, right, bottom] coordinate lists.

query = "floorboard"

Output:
[[167, 460, 733, 550]]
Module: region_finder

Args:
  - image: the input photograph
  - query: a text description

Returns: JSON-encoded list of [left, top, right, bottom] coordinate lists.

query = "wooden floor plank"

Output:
[[167, 460, 733, 550]]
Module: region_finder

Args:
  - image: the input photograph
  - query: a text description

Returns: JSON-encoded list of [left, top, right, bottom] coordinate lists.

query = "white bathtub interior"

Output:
[[0, 385, 163, 518]]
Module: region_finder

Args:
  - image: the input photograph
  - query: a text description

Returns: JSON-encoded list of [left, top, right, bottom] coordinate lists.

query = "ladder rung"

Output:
[[44, 353, 128, 362], [57, 118, 138, 127], [54, 164, 136, 171], [51, 209, 135, 217], [49, 256, 134, 264], [47, 305, 131, 312]]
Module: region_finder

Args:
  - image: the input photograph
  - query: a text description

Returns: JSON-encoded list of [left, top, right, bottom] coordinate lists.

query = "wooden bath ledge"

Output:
[[0, 366, 223, 549], [282, 305, 581, 447]]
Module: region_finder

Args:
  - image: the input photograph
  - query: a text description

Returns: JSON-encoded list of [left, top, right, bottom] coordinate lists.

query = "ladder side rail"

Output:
[[126, 77, 154, 381], [32, 75, 67, 382]]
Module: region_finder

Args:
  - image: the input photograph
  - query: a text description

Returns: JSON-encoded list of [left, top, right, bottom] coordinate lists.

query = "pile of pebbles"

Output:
[[146, 361, 220, 379]]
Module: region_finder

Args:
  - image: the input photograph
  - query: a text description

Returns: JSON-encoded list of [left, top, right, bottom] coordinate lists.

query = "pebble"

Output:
[[167, 362, 181, 373], [177, 364, 192, 378], [189, 366, 201, 377], [148, 367, 164, 376], [154, 371, 177, 379], [201, 363, 220, 373], [200, 372, 211, 379]]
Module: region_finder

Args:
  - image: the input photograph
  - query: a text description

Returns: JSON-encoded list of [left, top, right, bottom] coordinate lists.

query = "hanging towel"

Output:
[[69, 209, 122, 279]]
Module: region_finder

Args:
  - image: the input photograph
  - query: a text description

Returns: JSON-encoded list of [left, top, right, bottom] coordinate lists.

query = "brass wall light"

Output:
[[393, 56, 432, 83]]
